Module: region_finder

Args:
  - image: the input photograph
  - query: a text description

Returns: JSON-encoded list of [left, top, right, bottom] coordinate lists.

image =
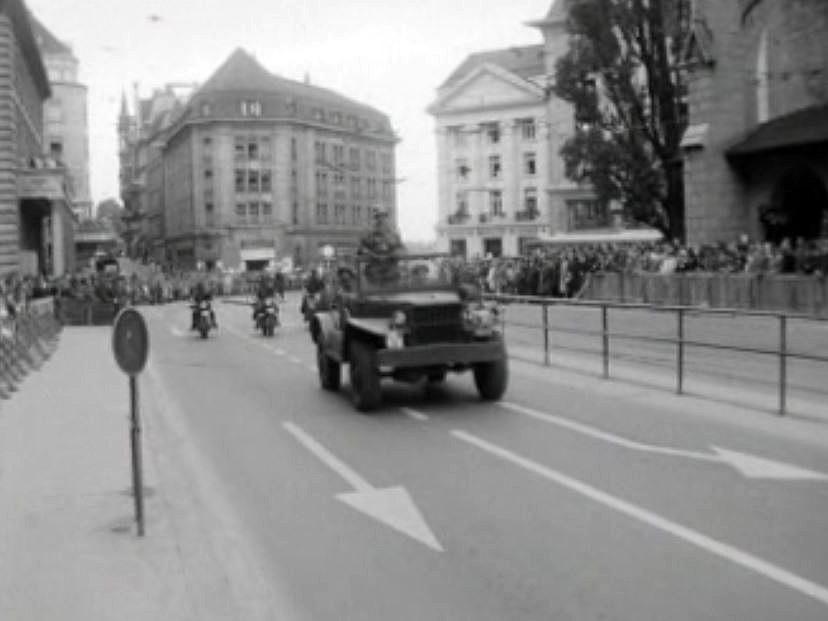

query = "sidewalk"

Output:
[[0, 327, 296, 621]]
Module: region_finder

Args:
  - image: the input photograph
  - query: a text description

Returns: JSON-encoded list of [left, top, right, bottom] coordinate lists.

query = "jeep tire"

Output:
[[349, 341, 381, 411], [317, 343, 341, 391], [473, 357, 508, 401]]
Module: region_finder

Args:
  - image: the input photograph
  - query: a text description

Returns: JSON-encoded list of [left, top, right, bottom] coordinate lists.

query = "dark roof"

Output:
[[2, 2, 50, 98], [29, 14, 73, 56], [196, 48, 385, 117], [439, 44, 545, 89], [727, 103, 828, 158]]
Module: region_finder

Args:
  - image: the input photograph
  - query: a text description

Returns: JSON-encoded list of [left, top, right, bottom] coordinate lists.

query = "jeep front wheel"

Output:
[[317, 344, 341, 391], [473, 357, 508, 401], [349, 341, 381, 411]]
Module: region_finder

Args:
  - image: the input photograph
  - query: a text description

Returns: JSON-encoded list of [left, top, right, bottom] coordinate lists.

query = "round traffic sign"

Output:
[[112, 308, 149, 376]]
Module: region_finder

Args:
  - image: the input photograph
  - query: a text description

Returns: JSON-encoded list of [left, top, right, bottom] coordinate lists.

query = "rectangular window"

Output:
[[483, 122, 500, 144], [334, 204, 347, 225], [291, 137, 297, 161], [235, 169, 245, 193], [351, 178, 361, 199], [248, 170, 259, 193], [234, 137, 246, 161], [524, 152, 537, 176], [456, 192, 468, 215], [490, 190, 504, 216], [241, 100, 262, 117], [352, 204, 362, 225], [261, 170, 272, 192], [334, 172, 345, 186], [205, 202, 215, 227], [260, 136, 272, 161], [204, 168, 213, 180], [292, 201, 299, 225], [518, 118, 536, 141], [316, 203, 328, 224], [524, 187, 538, 214], [248, 139, 259, 160], [456, 158, 469, 182], [382, 181, 392, 200], [381, 152, 391, 175], [248, 201, 260, 224], [236, 203, 247, 224], [262, 202, 273, 220], [349, 147, 360, 170], [366, 150, 376, 171], [202, 135, 212, 148], [489, 155, 501, 179], [333, 144, 344, 166], [448, 125, 466, 148], [566, 199, 609, 230]]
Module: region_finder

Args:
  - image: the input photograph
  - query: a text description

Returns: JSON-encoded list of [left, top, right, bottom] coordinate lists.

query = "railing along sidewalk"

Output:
[[0, 298, 62, 398], [485, 293, 828, 416]]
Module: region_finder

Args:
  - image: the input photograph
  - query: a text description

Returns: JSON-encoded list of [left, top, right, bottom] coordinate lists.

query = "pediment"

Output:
[[430, 64, 545, 114]]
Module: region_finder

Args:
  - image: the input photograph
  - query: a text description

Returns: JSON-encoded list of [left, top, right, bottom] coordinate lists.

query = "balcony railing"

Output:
[[447, 213, 470, 224], [515, 209, 540, 222]]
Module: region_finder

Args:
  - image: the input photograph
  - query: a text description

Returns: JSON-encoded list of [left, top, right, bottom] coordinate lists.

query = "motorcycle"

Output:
[[255, 297, 280, 337], [194, 300, 214, 339]]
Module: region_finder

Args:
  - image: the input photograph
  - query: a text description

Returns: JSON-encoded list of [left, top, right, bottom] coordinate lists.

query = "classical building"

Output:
[[30, 16, 92, 221], [681, 0, 828, 243], [119, 48, 399, 270], [428, 0, 599, 258], [0, 2, 74, 277]]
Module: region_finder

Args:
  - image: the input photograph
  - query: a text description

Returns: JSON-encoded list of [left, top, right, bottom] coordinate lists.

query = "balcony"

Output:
[[447, 212, 470, 225], [479, 212, 506, 224], [515, 209, 540, 222]]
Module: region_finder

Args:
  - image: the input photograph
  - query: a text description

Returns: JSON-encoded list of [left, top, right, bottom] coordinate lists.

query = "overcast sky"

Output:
[[27, 0, 554, 242]]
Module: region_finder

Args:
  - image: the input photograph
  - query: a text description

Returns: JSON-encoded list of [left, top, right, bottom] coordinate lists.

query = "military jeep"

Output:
[[312, 254, 508, 411]]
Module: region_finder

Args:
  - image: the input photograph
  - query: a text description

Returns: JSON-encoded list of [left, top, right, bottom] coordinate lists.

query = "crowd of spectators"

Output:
[[448, 236, 828, 298]]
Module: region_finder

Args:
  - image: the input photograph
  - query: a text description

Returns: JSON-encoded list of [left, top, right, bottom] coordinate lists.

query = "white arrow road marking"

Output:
[[452, 429, 828, 607], [283, 422, 443, 552], [501, 402, 828, 481]]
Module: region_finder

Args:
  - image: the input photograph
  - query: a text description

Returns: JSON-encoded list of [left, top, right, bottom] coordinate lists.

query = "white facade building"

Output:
[[428, 0, 599, 258]]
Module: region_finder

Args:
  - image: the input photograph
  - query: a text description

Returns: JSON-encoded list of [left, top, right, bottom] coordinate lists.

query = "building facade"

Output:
[[119, 49, 398, 271], [31, 16, 92, 221], [0, 1, 74, 277], [682, 0, 828, 243], [428, 0, 598, 259]]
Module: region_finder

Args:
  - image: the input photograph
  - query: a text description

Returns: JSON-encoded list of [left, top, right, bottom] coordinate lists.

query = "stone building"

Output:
[[119, 48, 399, 271], [31, 16, 91, 221], [428, 0, 599, 258], [0, 1, 74, 277], [682, 0, 828, 243]]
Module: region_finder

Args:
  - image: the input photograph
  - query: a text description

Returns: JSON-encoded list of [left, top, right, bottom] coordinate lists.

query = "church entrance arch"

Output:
[[762, 165, 828, 242]]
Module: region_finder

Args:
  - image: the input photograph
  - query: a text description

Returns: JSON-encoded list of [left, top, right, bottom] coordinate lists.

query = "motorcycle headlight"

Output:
[[389, 310, 407, 329], [386, 329, 405, 349]]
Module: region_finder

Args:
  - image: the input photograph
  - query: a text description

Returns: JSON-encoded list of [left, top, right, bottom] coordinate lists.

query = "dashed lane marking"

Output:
[[401, 408, 429, 422], [452, 429, 828, 608]]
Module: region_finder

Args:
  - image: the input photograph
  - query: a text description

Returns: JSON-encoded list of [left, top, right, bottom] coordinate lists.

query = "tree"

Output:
[[95, 198, 125, 236], [554, 0, 690, 240]]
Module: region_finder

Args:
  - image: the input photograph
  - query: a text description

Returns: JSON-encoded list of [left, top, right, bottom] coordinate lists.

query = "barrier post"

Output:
[[602, 304, 609, 379], [676, 308, 684, 394], [542, 303, 550, 366], [779, 314, 787, 416]]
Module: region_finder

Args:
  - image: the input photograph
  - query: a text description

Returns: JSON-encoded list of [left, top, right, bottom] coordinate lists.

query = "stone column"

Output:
[[51, 201, 65, 276]]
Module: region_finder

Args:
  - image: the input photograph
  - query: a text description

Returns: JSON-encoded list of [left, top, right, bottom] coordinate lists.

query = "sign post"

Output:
[[112, 308, 150, 536]]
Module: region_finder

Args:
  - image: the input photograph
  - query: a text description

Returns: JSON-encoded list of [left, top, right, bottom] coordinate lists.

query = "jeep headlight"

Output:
[[463, 303, 500, 334]]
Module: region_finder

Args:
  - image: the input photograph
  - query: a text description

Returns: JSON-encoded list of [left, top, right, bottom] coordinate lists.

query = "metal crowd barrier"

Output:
[[0, 299, 62, 398], [486, 293, 828, 416]]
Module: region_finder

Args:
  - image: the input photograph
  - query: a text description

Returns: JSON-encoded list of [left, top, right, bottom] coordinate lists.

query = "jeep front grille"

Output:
[[407, 304, 464, 345]]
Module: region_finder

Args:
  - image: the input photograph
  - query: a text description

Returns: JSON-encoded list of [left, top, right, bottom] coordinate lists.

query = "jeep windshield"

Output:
[[358, 255, 453, 293]]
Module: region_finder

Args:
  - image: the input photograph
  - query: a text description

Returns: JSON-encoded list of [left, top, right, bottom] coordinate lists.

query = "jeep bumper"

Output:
[[376, 340, 505, 369]]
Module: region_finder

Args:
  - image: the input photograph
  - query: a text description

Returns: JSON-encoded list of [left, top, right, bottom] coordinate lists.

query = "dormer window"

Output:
[[241, 100, 262, 117]]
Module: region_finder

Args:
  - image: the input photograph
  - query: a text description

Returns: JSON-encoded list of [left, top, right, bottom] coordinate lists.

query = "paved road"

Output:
[[141, 293, 828, 620]]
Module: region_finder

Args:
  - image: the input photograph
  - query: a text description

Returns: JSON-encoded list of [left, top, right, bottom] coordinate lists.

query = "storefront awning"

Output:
[[727, 103, 828, 159]]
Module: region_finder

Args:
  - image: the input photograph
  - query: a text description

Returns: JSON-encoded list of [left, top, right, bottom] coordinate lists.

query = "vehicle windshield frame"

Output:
[[355, 253, 454, 295]]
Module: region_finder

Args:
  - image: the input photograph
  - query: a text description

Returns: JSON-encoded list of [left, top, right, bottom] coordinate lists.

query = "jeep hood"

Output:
[[363, 291, 461, 305]]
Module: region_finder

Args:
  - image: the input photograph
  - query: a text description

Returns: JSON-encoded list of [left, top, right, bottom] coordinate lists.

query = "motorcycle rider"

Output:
[[301, 266, 325, 318], [252, 274, 276, 326], [190, 280, 217, 330]]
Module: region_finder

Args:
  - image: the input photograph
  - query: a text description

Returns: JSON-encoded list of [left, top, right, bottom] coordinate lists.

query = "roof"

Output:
[[727, 103, 828, 158], [2, 2, 50, 98], [29, 14, 73, 56], [439, 44, 545, 89], [195, 48, 386, 117], [526, 0, 569, 27]]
